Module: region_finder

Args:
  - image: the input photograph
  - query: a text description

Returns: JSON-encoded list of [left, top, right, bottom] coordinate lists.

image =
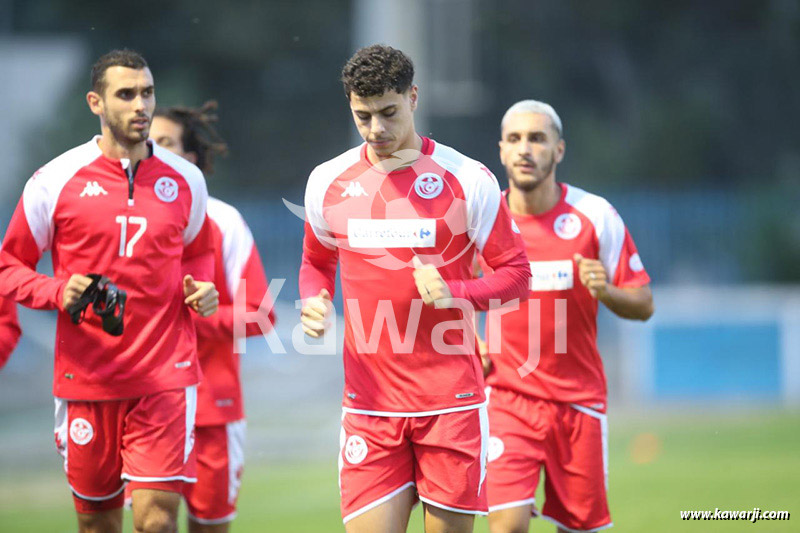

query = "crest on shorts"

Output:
[[488, 436, 504, 462], [70, 418, 94, 446], [344, 435, 368, 464], [414, 173, 444, 199], [154, 177, 179, 203]]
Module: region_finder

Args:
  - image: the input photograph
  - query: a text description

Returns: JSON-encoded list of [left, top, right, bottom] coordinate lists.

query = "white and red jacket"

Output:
[[300, 137, 530, 415], [484, 183, 651, 410], [0, 239, 21, 369], [0, 136, 214, 401], [193, 197, 275, 426]]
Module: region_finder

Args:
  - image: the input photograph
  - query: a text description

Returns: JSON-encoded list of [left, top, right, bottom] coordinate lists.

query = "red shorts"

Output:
[[339, 406, 489, 524], [486, 387, 612, 532], [54, 386, 197, 514], [183, 420, 246, 524]]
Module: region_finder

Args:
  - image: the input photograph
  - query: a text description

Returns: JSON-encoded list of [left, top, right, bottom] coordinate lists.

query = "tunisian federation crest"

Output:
[[414, 173, 444, 199], [154, 177, 179, 203]]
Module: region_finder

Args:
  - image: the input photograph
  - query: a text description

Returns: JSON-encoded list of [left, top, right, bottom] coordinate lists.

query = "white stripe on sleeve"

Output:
[[207, 197, 255, 297], [564, 185, 627, 282]]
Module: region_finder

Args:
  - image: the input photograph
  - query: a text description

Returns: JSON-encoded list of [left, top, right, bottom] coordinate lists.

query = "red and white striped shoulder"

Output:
[[23, 137, 103, 252], [430, 141, 503, 253], [303, 145, 363, 249], [206, 197, 255, 297], [152, 143, 208, 245], [563, 184, 627, 281]]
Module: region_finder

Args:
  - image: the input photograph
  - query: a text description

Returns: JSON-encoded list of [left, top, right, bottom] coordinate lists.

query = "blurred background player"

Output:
[[149, 101, 276, 533], [299, 45, 530, 533], [0, 240, 21, 369], [0, 49, 219, 533], [481, 100, 654, 533]]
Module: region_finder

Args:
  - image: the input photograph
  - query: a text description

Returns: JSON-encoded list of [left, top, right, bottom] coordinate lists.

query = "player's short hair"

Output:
[[91, 49, 148, 95], [154, 101, 229, 175], [341, 44, 414, 99], [501, 100, 563, 139]]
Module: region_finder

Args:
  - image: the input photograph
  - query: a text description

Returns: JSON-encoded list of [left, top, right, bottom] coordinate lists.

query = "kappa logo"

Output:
[[414, 173, 444, 199], [341, 181, 368, 198], [80, 181, 108, 197], [154, 177, 179, 203], [69, 418, 94, 445], [344, 435, 368, 464], [553, 213, 582, 240]]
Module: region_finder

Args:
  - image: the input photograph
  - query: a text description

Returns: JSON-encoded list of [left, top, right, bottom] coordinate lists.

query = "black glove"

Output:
[[67, 274, 127, 336]]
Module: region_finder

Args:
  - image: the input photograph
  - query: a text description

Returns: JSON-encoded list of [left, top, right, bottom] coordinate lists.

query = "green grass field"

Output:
[[1, 410, 797, 532]]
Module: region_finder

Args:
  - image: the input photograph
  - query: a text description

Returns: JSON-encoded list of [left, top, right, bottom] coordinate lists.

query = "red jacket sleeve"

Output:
[[0, 296, 21, 369], [299, 220, 338, 300], [611, 228, 651, 288], [193, 242, 275, 340], [0, 196, 66, 311], [446, 199, 530, 310]]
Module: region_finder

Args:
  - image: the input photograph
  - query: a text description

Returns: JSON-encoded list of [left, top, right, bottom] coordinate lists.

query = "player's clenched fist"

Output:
[[301, 289, 333, 338], [62, 274, 95, 311], [574, 253, 608, 298], [412, 256, 453, 308], [184, 275, 219, 317]]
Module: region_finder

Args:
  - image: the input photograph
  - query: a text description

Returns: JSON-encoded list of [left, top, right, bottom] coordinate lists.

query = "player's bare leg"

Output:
[[423, 504, 475, 533], [131, 489, 181, 533], [76, 508, 123, 533], [188, 519, 229, 533], [345, 485, 416, 533], [487, 504, 532, 533]]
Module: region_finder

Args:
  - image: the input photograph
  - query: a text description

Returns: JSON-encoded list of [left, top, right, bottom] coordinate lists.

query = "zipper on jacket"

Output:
[[120, 159, 138, 207], [120, 145, 150, 207]]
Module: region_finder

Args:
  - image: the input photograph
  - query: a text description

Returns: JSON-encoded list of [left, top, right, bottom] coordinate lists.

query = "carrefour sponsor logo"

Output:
[[530, 260, 574, 291], [348, 219, 437, 248]]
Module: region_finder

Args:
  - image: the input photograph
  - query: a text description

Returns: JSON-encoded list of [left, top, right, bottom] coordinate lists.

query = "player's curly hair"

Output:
[[154, 101, 229, 175], [341, 44, 414, 99], [91, 49, 148, 95]]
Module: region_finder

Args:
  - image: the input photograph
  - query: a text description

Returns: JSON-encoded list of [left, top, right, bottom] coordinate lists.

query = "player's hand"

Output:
[[301, 289, 333, 338], [477, 336, 492, 377], [62, 274, 94, 310], [574, 254, 608, 299], [183, 275, 219, 317], [412, 256, 453, 308]]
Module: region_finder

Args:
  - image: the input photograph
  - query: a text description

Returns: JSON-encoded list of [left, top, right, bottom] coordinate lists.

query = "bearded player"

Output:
[[482, 100, 654, 533], [0, 49, 218, 533]]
